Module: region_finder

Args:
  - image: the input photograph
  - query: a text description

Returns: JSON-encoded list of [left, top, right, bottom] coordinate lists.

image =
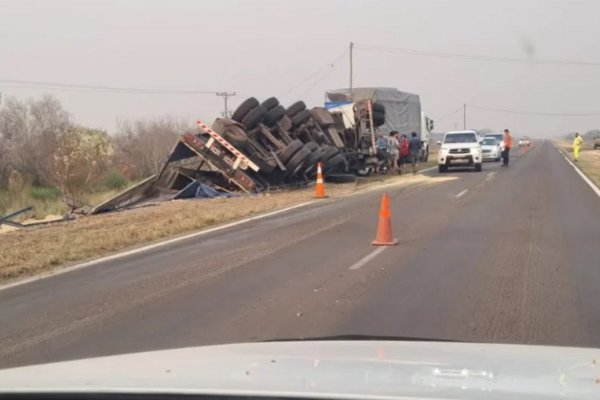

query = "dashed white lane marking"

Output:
[[420, 166, 437, 173], [349, 247, 388, 270], [454, 189, 469, 199], [484, 172, 496, 182]]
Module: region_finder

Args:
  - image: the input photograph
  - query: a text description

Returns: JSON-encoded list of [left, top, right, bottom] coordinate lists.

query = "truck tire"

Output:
[[304, 148, 323, 175], [310, 107, 334, 128], [305, 141, 319, 151], [325, 173, 356, 184], [438, 165, 447, 173], [241, 105, 268, 130], [291, 109, 312, 128], [286, 101, 306, 118], [321, 147, 339, 162], [260, 97, 279, 111], [222, 125, 248, 148], [325, 153, 349, 173], [232, 97, 259, 122], [372, 102, 385, 113], [277, 139, 304, 164], [263, 105, 286, 127], [474, 163, 482, 172], [285, 145, 312, 176], [372, 111, 385, 126], [249, 151, 276, 174]]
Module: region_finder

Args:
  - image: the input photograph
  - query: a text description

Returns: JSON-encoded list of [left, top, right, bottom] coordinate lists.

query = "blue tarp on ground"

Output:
[[173, 181, 234, 200]]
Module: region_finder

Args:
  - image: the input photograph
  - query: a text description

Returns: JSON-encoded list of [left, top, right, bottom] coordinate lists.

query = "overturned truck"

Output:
[[91, 97, 353, 214], [92, 90, 432, 213]]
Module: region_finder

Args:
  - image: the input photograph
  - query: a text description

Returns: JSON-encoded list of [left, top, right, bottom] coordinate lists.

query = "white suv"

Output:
[[437, 130, 482, 173]]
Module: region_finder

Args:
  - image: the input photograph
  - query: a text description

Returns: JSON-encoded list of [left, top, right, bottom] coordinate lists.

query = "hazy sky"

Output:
[[1, 0, 599, 136]]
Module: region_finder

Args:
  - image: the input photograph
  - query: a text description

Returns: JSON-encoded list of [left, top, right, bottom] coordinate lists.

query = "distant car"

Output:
[[437, 130, 482, 172], [484, 133, 505, 151], [480, 137, 501, 162], [518, 138, 527, 147]]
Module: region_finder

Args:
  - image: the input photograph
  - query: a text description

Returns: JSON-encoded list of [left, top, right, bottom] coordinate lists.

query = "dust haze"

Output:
[[1, 0, 599, 137]]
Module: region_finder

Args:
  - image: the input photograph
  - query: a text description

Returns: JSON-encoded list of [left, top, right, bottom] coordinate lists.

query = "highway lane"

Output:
[[1, 140, 599, 368]]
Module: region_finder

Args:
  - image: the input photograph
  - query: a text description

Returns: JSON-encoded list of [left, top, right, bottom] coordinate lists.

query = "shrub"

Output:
[[29, 186, 62, 201], [104, 170, 128, 190]]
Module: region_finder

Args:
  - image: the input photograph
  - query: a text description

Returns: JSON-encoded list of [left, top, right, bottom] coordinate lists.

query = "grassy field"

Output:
[[0, 171, 448, 283], [555, 141, 600, 188]]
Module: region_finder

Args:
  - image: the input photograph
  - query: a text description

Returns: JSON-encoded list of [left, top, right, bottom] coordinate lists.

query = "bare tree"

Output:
[[0, 95, 71, 186], [0, 97, 31, 185], [29, 95, 71, 185], [112, 117, 189, 178]]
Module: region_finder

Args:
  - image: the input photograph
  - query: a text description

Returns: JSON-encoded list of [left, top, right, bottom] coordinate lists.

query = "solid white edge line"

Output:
[[1, 165, 439, 291], [0, 200, 318, 292], [555, 146, 600, 198], [349, 247, 388, 270], [454, 189, 469, 199]]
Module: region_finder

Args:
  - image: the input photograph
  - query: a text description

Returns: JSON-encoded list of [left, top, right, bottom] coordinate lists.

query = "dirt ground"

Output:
[[0, 171, 442, 283]]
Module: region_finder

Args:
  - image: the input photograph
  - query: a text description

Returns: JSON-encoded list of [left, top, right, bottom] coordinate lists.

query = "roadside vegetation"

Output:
[[555, 133, 600, 188], [0, 94, 189, 219]]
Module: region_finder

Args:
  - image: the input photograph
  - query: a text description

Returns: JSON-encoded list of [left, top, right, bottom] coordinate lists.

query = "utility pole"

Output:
[[216, 91, 236, 118], [463, 104, 466, 130], [349, 42, 354, 95]]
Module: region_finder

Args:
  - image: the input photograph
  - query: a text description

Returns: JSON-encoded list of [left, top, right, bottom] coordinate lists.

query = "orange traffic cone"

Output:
[[314, 162, 328, 199], [371, 193, 398, 246]]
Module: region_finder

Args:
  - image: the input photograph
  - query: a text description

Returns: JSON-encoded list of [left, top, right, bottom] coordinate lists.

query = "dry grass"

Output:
[[555, 140, 600, 187], [0, 167, 448, 283], [0, 181, 361, 282]]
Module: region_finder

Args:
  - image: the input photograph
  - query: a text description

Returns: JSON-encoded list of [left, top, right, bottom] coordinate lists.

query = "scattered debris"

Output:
[[0, 207, 74, 234], [0, 206, 33, 229]]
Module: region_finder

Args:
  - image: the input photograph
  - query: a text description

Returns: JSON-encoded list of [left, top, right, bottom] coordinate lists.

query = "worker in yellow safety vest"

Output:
[[573, 132, 583, 162]]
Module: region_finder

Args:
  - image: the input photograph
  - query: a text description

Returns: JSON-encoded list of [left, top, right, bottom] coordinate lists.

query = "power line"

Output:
[[0, 79, 223, 94], [434, 105, 465, 121], [354, 44, 600, 67], [281, 50, 348, 97], [468, 104, 600, 116], [300, 62, 342, 98]]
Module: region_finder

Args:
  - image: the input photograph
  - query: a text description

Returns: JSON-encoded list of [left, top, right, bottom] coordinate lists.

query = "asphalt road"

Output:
[[1, 140, 599, 368]]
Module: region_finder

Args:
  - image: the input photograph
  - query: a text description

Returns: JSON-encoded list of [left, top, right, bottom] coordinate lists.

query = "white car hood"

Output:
[[0, 341, 599, 400]]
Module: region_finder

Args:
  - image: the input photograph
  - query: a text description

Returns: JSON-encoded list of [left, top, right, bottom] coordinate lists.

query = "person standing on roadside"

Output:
[[573, 132, 583, 162], [376, 132, 389, 173], [399, 134, 410, 174], [409, 132, 421, 174], [501, 129, 513, 167], [388, 131, 400, 174]]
